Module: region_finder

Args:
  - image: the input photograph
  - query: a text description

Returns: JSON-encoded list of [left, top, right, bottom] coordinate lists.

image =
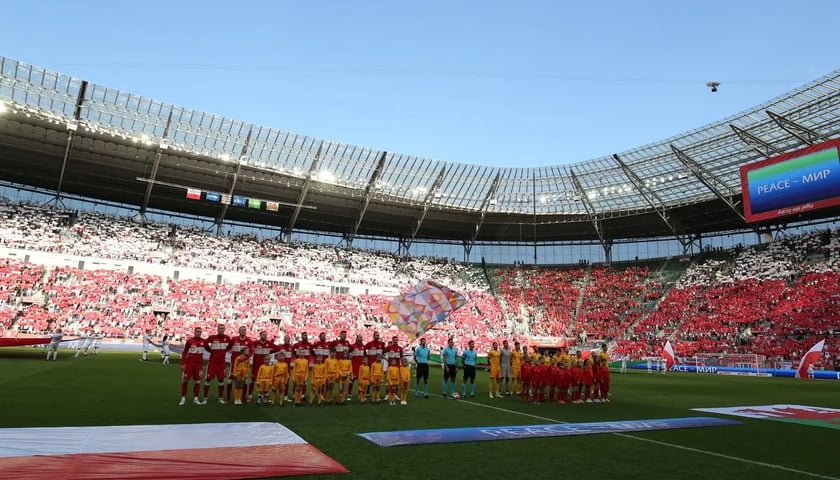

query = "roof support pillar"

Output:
[[403, 166, 447, 254], [670, 145, 746, 222], [766, 110, 823, 146], [138, 109, 174, 220], [346, 151, 387, 246], [215, 128, 252, 236], [284, 142, 324, 242], [51, 80, 88, 209]]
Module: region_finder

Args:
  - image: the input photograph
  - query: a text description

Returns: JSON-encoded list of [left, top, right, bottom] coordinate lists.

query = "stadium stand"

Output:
[[0, 199, 838, 366]]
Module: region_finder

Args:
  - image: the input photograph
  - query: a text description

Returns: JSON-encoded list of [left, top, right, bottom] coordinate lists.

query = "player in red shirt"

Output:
[[331, 330, 351, 360], [533, 359, 547, 404], [226, 326, 252, 402], [179, 327, 205, 406], [557, 361, 572, 404], [275, 334, 294, 401], [202, 324, 232, 404], [520, 356, 532, 402], [312, 332, 331, 360], [291, 332, 313, 398], [383, 336, 402, 367], [364, 332, 386, 366], [547, 360, 561, 402], [348, 334, 366, 399], [570, 359, 583, 403], [249, 330, 278, 402]]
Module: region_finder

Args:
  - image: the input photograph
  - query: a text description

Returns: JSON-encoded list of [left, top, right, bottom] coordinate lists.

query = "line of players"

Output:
[[178, 325, 412, 407]]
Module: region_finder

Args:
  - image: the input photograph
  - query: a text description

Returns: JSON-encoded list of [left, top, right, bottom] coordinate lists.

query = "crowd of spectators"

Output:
[[614, 228, 840, 365], [0, 201, 484, 290]]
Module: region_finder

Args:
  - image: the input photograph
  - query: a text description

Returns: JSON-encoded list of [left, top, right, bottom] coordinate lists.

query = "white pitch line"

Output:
[[445, 396, 840, 480]]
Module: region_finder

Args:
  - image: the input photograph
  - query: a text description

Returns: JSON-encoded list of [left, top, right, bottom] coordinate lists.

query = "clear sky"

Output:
[[2, 0, 838, 168]]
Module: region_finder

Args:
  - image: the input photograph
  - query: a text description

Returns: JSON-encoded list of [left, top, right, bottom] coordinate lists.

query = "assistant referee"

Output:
[[414, 337, 431, 398]]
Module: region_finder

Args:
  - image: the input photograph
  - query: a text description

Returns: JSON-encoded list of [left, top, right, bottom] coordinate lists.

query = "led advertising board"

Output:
[[740, 138, 840, 223]]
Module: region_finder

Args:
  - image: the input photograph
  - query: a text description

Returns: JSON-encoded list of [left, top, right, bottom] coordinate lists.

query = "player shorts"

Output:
[[489, 367, 501, 379], [292, 371, 308, 385], [512, 367, 521, 378], [416, 363, 429, 381], [272, 376, 288, 389], [257, 380, 272, 392], [205, 361, 227, 381], [182, 363, 202, 382], [501, 365, 512, 378], [463, 365, 476, 382], [443, 364, 457, 381]]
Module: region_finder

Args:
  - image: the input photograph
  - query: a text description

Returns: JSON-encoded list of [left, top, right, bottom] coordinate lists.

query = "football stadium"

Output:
[[1, 4, 839, 480]]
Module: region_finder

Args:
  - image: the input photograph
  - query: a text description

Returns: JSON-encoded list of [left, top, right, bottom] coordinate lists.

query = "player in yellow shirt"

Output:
[[511, 341, 523, 395], [324, 349, 339, 405], [310, 355, 327, 405], [255, 355, 274, 407], [292, 351, 310, 407], [231, 346, 252, 405], [357, 356, 371, 404], [398, 357, 411, 405], [386, 357, 401, 405], [370, 355, 384, 404], [271, 354, 289, 407], [337, 352, 352, 405], [487, 341, 502, 398]]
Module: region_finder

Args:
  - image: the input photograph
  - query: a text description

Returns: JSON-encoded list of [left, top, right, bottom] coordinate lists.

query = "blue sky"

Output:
[[2, 0, 838, 167]]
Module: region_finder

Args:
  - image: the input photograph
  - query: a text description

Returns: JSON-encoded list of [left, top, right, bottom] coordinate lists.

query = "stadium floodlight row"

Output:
[[0, 56, 838, 257]]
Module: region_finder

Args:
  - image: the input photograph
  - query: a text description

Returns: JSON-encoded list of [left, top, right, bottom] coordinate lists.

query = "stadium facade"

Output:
[[0, 57, 838, 264]]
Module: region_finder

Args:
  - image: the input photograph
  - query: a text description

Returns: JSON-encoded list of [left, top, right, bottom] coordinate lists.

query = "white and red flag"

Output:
[[795, 339, 825, 379], [662, 340, 676, 371], [0, 422, 347, 480]]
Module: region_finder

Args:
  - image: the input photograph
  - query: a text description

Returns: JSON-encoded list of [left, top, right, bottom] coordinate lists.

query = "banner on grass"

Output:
[[692, 405, 840, 431], [358, 417, 741, 447], [0, 422, 347, 480]]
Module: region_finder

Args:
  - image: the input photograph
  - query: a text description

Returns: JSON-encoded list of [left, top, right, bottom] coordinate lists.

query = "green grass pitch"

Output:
[[3, 348, 839, 480]]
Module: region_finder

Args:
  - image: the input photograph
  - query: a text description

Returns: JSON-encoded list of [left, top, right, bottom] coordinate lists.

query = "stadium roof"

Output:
[[0, 56, 838, 252]]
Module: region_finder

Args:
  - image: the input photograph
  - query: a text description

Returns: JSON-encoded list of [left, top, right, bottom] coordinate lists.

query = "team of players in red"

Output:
[[178, 324, 404, 406]]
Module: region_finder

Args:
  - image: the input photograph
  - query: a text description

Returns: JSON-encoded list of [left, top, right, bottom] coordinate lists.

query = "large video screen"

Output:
[[740, 138, 840, 223]]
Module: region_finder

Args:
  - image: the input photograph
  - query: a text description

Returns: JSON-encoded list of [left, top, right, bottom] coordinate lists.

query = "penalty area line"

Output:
[[447, 396, 840, 480]]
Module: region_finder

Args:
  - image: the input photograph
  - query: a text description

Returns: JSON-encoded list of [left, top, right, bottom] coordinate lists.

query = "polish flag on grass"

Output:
[[0, 422, 347, 480], [795, 340, 825, 379], [662, 340, 676, 371]]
